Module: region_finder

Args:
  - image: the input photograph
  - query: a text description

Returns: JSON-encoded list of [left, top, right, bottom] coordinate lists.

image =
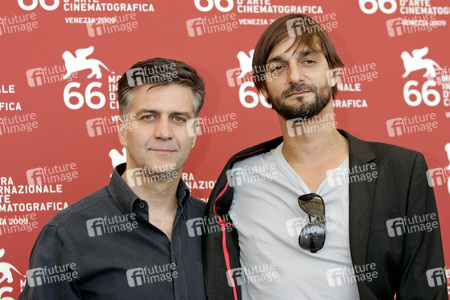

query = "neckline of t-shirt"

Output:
[[273, 142, 349, 195]]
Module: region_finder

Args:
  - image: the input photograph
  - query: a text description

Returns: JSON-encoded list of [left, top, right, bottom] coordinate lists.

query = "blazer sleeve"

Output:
[[397, 152, 447, 299]]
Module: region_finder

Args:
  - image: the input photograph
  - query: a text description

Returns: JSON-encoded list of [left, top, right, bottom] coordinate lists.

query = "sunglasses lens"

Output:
[[298, 222, 326, 252], [298, 194, 324, 218]]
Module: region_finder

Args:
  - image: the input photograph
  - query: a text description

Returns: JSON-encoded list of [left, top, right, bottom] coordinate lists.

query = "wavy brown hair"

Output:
[[252, 14, 345, 99]]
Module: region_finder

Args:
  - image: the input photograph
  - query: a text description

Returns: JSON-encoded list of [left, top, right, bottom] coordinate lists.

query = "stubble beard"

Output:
[[268, 82, 332, 121]]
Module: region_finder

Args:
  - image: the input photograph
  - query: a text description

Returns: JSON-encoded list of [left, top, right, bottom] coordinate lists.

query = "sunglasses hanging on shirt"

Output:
[[297, 193, 326, 253]]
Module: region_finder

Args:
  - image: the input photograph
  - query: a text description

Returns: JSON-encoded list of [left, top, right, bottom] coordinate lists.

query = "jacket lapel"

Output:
[[339, 130, 377, 295]]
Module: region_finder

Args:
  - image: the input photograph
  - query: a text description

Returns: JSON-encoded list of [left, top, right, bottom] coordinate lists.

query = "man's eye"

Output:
[[174, 116, 186, 122], [271, 66, 285, 74], [304, 60, 316, 65], [143, 115, 154, 120]]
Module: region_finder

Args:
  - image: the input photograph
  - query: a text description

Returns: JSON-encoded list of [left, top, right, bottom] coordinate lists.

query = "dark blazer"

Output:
[[203, 130, 447, 299]]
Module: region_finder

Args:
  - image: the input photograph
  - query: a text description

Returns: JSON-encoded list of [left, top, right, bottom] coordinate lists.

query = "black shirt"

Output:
[[19, 163, 207, 300]]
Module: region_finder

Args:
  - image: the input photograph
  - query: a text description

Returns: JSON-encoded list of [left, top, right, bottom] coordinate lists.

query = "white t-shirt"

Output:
[[229, 143, 359, 299]]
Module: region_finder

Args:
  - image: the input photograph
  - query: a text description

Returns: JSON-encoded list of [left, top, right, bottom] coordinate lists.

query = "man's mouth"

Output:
[[149, 148, 176, 153], [288, 90, 310, 97]]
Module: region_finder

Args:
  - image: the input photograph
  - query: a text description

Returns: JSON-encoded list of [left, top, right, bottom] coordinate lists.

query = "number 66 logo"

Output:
[[194, 0, 233, 12], [18, 0, 59, 11], [403, 80, 442, 107], [358, 0, 397, 14], [64, 82, 106, 110], [239, 82, 271, 108]]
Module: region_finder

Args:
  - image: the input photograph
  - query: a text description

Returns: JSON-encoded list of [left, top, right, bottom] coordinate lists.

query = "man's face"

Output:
[[262, 36, 332, 120], [119, 84, 196, 175]]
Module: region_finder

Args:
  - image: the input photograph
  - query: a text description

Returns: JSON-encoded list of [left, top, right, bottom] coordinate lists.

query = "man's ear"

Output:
[[190, 118, 199, 149], [117, 116, 127, 148], [191, 133, 197, 149]]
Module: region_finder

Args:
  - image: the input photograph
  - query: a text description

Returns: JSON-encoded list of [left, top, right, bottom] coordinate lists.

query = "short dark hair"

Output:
[[117, 57, 205, 119], [252, 14, 345, 98]]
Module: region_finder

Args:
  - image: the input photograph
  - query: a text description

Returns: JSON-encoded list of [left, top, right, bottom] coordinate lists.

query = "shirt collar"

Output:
[[177, 178, 191, 206], [108, 163, 192, 215]]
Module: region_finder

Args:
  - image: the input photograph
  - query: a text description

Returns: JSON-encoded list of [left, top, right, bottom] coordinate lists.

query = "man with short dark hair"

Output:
[[20, 58, 207, 300], [203, 14, 446, 299]]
